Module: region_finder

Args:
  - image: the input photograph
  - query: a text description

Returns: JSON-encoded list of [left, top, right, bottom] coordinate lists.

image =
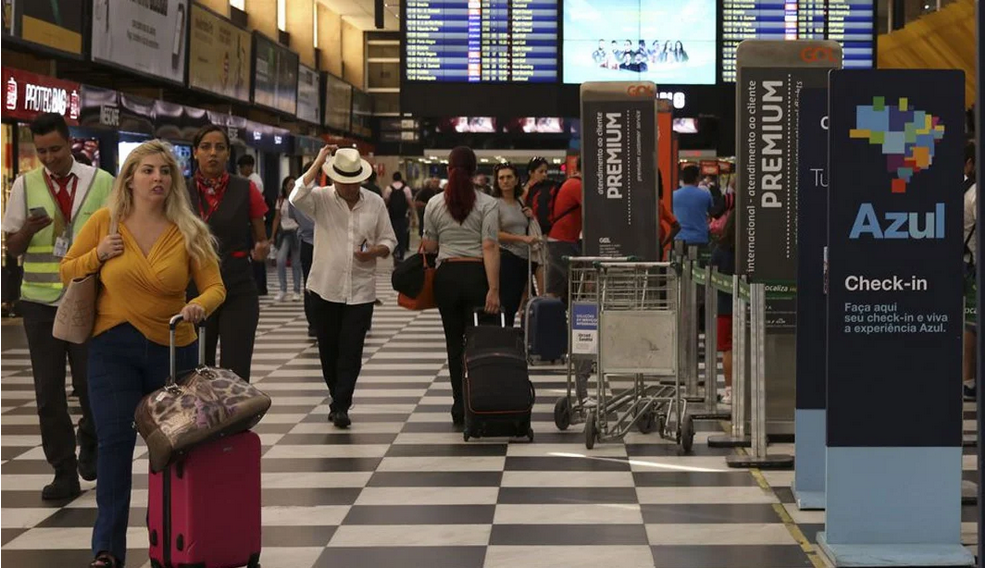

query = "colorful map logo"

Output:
[[850, 96, 945, 194]]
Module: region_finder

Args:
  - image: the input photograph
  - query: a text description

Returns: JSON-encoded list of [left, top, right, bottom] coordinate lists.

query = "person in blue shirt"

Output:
[[673, 165, 725, 245]]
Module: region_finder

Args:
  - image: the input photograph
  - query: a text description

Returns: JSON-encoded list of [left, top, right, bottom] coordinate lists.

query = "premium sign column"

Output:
[[580, 82, 659, 260]]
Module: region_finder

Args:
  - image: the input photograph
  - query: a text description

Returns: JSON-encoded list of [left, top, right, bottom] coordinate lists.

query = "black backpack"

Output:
[[527, 181, 559, 234], [387, 184, 409, 219]]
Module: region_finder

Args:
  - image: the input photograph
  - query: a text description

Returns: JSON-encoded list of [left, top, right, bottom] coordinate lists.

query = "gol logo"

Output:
[[800, 47, 836, 63], [626, 84, 655, 98]]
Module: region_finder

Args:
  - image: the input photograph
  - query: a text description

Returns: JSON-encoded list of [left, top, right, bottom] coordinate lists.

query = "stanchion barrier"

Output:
[[725, 281, 793, 469], [686, 262, 732, 420], [708, 275, 750, 448]]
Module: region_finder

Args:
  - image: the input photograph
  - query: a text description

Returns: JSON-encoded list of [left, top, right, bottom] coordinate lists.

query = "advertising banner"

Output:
[[253, 33, 298, 115], [827, 70, 965, 447], [297, 65, 320, 125], [350, 88, 374, 138], [580, 81, 659, 260], [189, 3, 251, 102], [92, 0, 188, 84], [2, 68, 79, 124], [736, 40, 841, 333], [16, 0, 83, 55], [324, 74, 352, 132]]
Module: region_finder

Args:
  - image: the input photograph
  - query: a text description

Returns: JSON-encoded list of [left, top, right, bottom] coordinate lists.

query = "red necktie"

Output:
[[53, 174, 74, 222]]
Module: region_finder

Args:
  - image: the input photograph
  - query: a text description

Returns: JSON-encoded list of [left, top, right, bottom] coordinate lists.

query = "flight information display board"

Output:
[[404, 0, 559, 82], [722, 0, 874, 82]]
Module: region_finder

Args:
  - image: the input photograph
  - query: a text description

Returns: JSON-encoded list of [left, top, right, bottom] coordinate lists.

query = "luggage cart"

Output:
[[583, 262, 692, 451], [553, 256, 634, 431]]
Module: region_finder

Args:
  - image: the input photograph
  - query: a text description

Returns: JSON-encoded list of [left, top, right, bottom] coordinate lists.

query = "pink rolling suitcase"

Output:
[[147, 430, 262, 568]]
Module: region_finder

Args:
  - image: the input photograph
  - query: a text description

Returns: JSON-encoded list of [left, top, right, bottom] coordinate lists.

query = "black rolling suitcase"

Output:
[[463, 311, 536, 442]]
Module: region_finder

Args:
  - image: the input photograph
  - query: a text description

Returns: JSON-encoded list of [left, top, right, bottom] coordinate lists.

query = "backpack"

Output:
[[387, 183, 409, 219], [528, 178, 579, 235]]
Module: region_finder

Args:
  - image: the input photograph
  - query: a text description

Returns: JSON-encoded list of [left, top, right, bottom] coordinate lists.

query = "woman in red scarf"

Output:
[[187, 125, 270, 381]]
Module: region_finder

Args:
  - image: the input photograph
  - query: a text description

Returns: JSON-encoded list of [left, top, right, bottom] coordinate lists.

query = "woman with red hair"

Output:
[[422, 147, 501, 425]]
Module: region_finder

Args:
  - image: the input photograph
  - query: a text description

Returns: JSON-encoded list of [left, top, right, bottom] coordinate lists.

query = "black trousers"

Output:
[[309, 293, 374, 413], [499, 249, 528, 327], [434, 262, 489, 411], [392, 216, 410, 261], [21, 301, 96, 475], [300, 240, 314, 331], [203, 287, 259, 382], [252, 259, 268, 295]]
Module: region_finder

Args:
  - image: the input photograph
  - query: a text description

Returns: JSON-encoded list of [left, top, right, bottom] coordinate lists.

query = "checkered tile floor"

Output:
[[0, 270, 979, 567]]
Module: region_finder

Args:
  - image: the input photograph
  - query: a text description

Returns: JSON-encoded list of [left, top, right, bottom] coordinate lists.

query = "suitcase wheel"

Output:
[[463, 430, 471, 442], [150, 561, 164, 568], [248, 552, 261, 568], [526, 427, 534, 443]]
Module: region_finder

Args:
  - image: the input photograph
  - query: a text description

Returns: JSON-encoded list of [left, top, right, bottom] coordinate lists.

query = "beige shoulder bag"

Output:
[[53, 217, 118, 344]]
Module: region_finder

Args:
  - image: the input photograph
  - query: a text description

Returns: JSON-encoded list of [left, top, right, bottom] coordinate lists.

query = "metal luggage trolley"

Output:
[[583, 262, 693, 451], [553, 256, 635, 431]]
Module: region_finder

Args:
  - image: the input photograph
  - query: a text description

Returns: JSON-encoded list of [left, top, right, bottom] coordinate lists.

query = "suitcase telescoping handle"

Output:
[[473, 309, 506, 328], [168, 314, 207, 388]]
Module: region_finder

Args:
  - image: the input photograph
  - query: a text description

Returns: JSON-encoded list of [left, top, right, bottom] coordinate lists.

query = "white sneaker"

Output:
[[721, 387, 732, 405], [292, 293, 302, 302], [580, 397, 598, 409], [274, 292, 286, 302]]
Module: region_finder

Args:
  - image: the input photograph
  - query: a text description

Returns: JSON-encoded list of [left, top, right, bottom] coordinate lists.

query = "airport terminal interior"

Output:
[[0, 0, 981, 566]]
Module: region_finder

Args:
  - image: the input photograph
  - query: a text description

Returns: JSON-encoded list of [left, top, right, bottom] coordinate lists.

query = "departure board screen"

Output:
[[721, 0, 875, 82], [404, 0, 559, 82]]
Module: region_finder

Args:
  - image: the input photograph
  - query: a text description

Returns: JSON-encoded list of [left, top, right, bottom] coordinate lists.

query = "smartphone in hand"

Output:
[[28, 207, 50, 220]]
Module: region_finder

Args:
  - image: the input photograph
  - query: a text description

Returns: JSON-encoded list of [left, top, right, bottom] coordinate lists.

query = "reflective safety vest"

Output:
[[21, 167, 114, 304]]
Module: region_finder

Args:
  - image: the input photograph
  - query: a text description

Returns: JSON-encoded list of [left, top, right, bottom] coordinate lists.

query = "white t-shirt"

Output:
[[1, 161, 100, 234], [278, 198, 298, 231], [248, 172, 264, 197]]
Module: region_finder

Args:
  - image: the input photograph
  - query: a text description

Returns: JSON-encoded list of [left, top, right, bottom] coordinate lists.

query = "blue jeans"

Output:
[[277, 229, 302, 294], [88, 324, 196, 562]]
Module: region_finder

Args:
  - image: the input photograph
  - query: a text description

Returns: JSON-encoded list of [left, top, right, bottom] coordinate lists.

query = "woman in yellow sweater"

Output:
[[60, 140, 226, 568]]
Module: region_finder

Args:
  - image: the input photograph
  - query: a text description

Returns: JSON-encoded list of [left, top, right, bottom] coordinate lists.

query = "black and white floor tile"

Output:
[[0, 268, 978, 567]]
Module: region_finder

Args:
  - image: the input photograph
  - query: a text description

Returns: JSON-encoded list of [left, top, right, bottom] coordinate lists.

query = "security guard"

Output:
[[1, 113, 114, 500]]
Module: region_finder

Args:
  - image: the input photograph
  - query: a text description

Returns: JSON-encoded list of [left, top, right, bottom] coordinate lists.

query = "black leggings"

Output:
[[434, 261, 489, 411], [499, 249, 528, 327]]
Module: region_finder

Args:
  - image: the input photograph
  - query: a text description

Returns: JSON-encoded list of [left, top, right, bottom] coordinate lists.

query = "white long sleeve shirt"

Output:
[[290, 178, 397, 305]]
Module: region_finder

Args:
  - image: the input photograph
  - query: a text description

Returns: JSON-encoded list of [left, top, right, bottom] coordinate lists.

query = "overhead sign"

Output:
[[17, 0, 83, 55], [2, 68, 79, 124], [827, 69, 965, 447], [253, 33, 298, 115], [580, 81, 659, 260], [736, 40, 841, 332], [296, 64, 320, 125], [188, 3, 251, 102], [92, 0, 188, 84]]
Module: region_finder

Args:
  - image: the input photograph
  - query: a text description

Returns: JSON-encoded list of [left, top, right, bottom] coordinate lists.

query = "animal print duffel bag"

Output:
[[135, 315, 272, 473]]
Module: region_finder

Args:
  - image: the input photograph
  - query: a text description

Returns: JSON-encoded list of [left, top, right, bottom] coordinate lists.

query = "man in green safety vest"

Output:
[[1, 113, 114, 500]]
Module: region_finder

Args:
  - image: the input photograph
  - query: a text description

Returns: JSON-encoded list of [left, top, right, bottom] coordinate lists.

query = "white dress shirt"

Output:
[[1, 160, 100, 234], [290, 178, 397, 305]]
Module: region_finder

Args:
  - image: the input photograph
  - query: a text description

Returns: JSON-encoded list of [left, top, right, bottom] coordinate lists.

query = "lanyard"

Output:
[[43, 171, 79, 222]]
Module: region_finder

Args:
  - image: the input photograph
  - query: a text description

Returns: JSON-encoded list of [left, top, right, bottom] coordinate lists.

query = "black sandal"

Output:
[[90, 551, 122, 568]]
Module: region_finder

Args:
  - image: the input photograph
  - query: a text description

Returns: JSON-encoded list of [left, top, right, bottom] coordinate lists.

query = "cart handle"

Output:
[[593, 261, 672, 269], [168, 314, 207, 388], [564, 255, 638, 263]]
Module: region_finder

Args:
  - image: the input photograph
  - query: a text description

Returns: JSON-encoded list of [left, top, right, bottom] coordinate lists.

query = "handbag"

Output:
[[393, 247, 437, 310], [135, 315, 272, 473], [53, 218, 118, 344]]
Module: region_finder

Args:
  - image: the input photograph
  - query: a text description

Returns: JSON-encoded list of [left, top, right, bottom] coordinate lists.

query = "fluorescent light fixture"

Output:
[[229, 0, 245, 9], [313, 3, 319, 48], [277, 0, 286, 31]]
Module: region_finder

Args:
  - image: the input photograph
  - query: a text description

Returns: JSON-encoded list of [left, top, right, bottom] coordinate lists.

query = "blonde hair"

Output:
[[108, 139, 218, 266]]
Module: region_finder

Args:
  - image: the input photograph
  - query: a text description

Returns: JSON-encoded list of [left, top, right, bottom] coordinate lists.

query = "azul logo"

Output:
[[850, 96, 945, 194], [849, 202, 945, 239]]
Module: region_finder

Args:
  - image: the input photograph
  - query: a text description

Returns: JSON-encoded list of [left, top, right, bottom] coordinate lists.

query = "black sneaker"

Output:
[[42, 474, 81, 501], [964, 383, 977, 402], [332, 411, 351, 429], [451, 405, 464, 426], [327, 411, 338, 423]]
